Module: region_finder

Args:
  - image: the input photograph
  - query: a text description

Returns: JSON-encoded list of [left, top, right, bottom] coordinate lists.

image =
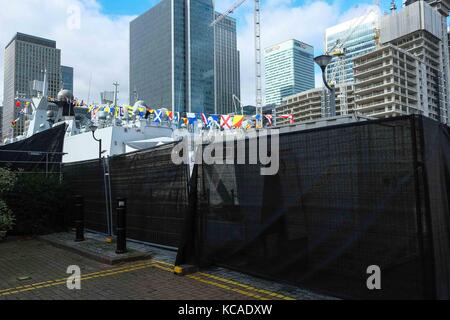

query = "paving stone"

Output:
[[0, 234, 334, 300]]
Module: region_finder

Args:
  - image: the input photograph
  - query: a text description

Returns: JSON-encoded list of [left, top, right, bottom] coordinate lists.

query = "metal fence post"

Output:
[[45, 152, 49, 177], [74, 195, 85, 242], [116, 198, 127, 254]]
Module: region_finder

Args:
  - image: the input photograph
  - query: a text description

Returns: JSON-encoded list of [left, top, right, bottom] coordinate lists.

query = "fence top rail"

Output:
[[0, 160, 63, 165], [0, 150, 67, 156]]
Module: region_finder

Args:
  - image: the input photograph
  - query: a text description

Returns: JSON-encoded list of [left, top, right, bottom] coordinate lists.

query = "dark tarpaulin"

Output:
[[420, 117, 450, 299], [0, 123, 67, 172], [64, 159, 109, 234], [63, 143, 190, 248], [176, 115, 450, 300], [108, 143, 190, 248]]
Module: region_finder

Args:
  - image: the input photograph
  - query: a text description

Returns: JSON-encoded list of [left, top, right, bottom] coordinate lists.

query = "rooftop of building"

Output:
[[264, 39, 314, 52], [5, 32, 57, 50]]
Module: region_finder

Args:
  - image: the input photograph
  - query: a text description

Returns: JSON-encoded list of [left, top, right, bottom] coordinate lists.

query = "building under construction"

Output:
[[275, 84, 355, 123], [277, 0, 450, 126]]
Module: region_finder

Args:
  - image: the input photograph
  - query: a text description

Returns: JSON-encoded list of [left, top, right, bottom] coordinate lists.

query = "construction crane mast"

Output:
[[211, 0, 263, 128], [326, 2, 380, 116]]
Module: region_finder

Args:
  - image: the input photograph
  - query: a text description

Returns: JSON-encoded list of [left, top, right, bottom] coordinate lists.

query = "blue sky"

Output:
[[95, 0, 411, 103], [98, 0, 404, 17], [1, 0, 444, 105]]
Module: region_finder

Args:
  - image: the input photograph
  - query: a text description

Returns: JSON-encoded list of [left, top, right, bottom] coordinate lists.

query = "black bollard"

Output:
[[116, 198, 127, 254], [74, 195, 85, 242]]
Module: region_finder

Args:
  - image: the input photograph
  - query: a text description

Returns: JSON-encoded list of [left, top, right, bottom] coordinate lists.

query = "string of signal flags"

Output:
[[11, 99, 295, 130], [87, 103, 296, 129]]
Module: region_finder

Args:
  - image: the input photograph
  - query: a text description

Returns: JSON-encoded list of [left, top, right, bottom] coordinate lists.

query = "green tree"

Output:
[[0, 168, 17, 232]]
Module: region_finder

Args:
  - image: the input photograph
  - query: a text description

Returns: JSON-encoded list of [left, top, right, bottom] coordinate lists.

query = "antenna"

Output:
[[113, 81, 120, 108], [87, 73, 93, 105], [42, 69, 48, 98], [390, 0, 397, 13]]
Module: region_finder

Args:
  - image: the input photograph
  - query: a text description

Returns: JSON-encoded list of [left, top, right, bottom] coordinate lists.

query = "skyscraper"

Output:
[[0, 104, 3, 141], [214, 14, 240, 114], [325, 11, 379, 84], [130, 0, 215, 114], [353, 0, 450, 125], [2, 33, 61, 139], [264, 39, 315, 106], [61, 65, 74, 92]]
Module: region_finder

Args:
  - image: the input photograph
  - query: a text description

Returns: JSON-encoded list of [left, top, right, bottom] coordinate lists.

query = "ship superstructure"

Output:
[[3, 73, 175, 163]]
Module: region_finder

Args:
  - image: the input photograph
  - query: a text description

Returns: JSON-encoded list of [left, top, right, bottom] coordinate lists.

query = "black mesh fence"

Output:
[[176, 115, 450, 300], [62, 115, 449, 299], [63, 143, 189, 248], [420, 117, 450, 299], [108, 144, 189, 248], [64, 159, 109, 234]]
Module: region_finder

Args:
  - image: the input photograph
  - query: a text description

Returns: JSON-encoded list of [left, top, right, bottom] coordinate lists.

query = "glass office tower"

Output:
[[214, 14, 240, 115], [130, 0, 215, 114], [61, 66, 74, 92], [264, 39, 315, 106], [325, 11, 379, 84], [2, 33, 61, 139]]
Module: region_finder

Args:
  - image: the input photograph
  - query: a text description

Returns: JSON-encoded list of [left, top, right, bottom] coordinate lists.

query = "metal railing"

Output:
[[0, 149, 67, 178]]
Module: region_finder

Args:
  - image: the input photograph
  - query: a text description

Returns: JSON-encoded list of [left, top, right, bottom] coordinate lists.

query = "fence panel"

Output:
[[64, 160, 109, 234], [108, 143, 189, 248], [178, 116, 447, 299], [63, 143, 190, 248]]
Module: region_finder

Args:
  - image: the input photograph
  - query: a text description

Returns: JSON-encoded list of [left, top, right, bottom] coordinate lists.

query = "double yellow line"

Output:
[[0, 259, 295, 300], [0, 261, 155, 297]]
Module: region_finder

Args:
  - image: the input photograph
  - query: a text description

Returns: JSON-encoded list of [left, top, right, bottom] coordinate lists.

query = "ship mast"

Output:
[[113, 81, 120, 108]]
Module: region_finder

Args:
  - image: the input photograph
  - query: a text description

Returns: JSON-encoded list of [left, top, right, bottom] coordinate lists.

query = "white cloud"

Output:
[[0, 0, 378, 107], [233, 0, 378, 104], [0, 0, 134, 105]]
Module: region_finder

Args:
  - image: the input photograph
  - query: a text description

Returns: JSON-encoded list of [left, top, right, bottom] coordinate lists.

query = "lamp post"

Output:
[[90, 124, 102, 160], [314, 54, 336, 117]]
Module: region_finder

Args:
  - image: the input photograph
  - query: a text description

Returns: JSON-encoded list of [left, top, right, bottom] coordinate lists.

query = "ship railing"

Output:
[[0, 150, 67, 179]]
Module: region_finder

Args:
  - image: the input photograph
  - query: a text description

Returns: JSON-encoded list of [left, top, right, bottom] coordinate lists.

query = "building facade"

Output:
[[276, 84, 355, 125], [355, 0, 450, 125], [282, 1, 450, 127], [2, 33, 61, 139], [61, 65, 74, 92], [264, 39, 315, 106], [101, 91, 115, 104], [214, 14, 240, 115], [130, 0, 215, 114], [354, 44, 426, 118], [325, 11, 379, 85], [0, 104, 3, 141]]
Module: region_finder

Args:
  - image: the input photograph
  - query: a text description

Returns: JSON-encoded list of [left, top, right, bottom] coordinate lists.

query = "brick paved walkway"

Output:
[[0, 239, 318, 300]]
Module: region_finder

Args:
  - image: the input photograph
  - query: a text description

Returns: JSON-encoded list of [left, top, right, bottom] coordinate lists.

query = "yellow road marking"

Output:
[[0, 260, 156, 294], [187, 275, 269, 301], [153, 260, 174, 267], [151, 260, 295, 301], [1, 258, 296, 301], [196, 272, 295, 300], [0, 261, 154, 296]]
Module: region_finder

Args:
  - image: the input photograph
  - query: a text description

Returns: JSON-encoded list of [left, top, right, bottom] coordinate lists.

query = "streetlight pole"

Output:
[[314, 54, 336, 117], [90, 125, 102, 160]]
